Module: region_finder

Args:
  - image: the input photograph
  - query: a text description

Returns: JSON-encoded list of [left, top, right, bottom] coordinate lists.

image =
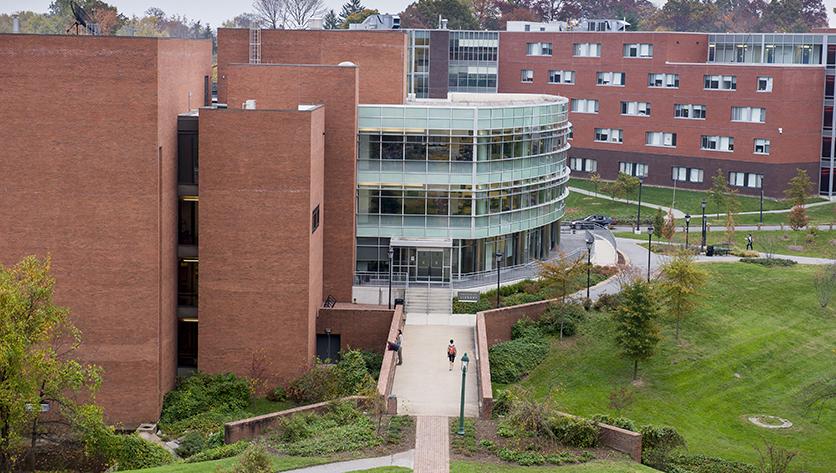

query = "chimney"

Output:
[[441, 18, 449, 30], [12, 14, 20, 33]]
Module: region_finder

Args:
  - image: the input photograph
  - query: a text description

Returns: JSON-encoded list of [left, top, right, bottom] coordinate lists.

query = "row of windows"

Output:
[[529, 42, 653, 58], [521, 70, 773, 92], [569, 160, 764, 188], [571, 99, 767, 123], [585, 129, 771, 154]]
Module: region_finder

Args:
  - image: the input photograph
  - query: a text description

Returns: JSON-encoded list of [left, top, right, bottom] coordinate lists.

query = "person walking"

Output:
[[447, 339, 457, 371], [746, 233, 754, 251], [396, 329, 403, 366]]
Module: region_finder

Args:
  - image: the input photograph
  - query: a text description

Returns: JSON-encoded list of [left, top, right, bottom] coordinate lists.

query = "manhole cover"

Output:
[[747, 415, 792, 429]]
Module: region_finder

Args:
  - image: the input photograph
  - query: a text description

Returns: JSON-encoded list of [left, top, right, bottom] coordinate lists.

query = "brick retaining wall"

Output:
[[377, 305, 405, 414]]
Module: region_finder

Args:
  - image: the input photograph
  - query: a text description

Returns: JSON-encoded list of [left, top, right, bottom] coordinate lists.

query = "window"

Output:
[[619, 162, 648, 177], [624, 43, 653, 58], [571, 98, 599, 114], [311, 205, 320, 233], [757, 76, 773, 92], [729, 172, 763, 188], [594, 128, 623, 143], [701, 135, 734, 152], [548, 70, 574, 84], [648, 73, 679, 88], [527, 42, 552, 56], [672, 167, 704, 183], [570, 157, 598, 172], [731, 106, 766, 123], [645, 131, 677, 148], [704, 74, 737, 90], [754, 138, 771, 155], [521, 69, 534, 83], [573, 43, 601, 57], [597, 71, 625, 86], [674, 104, 706, 119], [621, 101, 651, 116]]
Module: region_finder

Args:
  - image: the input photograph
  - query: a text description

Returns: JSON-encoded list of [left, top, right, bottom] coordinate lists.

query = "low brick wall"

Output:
[[224, 395, 366, 444], [480, 299, 555, 347], [376, 305, 405, 414], [475, 313, 493, 419], [598, 422, 642, 462], [317, 304, 396, 353]]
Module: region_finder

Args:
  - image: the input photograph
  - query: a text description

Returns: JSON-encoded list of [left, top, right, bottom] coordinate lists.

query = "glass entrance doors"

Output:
[[391, 247, 451, 284]]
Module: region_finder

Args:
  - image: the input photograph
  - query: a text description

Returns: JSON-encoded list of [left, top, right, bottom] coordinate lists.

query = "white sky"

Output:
[[2, 0, 836, 29]]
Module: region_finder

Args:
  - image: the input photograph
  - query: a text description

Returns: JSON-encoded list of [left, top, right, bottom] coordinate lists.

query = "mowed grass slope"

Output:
[[519, 263, 835, 472]]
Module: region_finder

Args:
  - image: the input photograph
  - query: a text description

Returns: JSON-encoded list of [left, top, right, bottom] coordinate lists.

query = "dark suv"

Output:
[[569, 215, 613, 229]]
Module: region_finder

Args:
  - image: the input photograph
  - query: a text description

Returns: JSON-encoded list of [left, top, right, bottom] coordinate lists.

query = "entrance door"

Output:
[[416, 249, 446, 283]]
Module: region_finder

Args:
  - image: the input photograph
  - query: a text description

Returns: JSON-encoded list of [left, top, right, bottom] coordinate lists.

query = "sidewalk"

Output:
[[414, 416, 449, 473], [284, 451, 414, 473]]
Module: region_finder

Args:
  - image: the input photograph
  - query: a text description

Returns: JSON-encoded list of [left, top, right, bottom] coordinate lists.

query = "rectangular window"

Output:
[[645, 131, 677, 148], [757, 76, 773, 92], [674, 104, 706, 119], [548, 70, 574, 84], [521, 69, 534, 83], [573, 43, 601, 57], [731, 106, 766, 123], [648, 73, 679, 88], [619, 161, 648, 177], [621, 101, 651, 116], [597, 71, 626, 86], [311, 205, 320, 233], [527, 42, 552, 56], [754, 138, 771, 155], [729, 172, 763, 188], [701, 135, 734, 152], [594, 128, 623, 143], [704, 74, 736, 90], [571, 98, 599, 114], [570, 157, 598, 172], [672, 167, 704, 183], [624, 43, 653, 58]]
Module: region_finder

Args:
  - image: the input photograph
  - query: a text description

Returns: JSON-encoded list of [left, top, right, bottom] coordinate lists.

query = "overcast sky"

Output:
[[3, 0, 836, 28]]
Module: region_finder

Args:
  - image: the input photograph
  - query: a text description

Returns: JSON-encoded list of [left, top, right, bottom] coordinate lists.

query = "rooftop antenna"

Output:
[[66, 1, 99, 36]]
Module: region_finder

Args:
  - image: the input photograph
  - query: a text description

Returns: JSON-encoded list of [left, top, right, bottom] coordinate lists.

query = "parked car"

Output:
[[569, 215, 613, 229]]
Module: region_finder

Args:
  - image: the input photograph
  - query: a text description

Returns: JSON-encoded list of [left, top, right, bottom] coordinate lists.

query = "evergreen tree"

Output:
[[339, 0, 364, 22], [612, 280, 662, 380], [323, 9, 339, 29]]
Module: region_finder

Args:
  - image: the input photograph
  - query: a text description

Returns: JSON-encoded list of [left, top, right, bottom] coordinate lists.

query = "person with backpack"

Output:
[[746, 233, 754, 251], [396, 329, 403, 366], [447, 339, 457, 371]]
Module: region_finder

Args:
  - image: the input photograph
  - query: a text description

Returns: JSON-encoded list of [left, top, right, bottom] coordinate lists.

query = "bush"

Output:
[[740, 257, 797, 267], [537, 302, 586, 337], [549, 416, 599, 448], [359, 350, 384, 380], [230, 443, 272, 473], [591, 414, 637, 432], [667, 454, 757, 473], [501, 292, 544, 307], [453, 297, 493, 314], [287, 363, 341, 404], [730, 247, 759, 258], [385, 415, 412, 444], [113, 434, 175, 470], [270, 402, 381, 456], [491, 389, 513, 418], [335, 350, 375, 395], [510, 318, 545, 340], [545, 451, 592, 465], [185, 441, 249, 463], [160, 373, 251, 426], [593, 292, 622, 311], [266, 386, 287, 403], [174, 431, 206, 458], [161, 407, 249, 437], [488, 337, 548, 383], [641, 425, 687, 469]]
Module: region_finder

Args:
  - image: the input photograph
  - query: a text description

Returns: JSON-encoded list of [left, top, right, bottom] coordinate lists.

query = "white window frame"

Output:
[[548, 70, 574, 84], [527, 42, 553, 56], [757, 76, 773, 92], [570, 157, 598, 172], [621, 101, 651, 117], [754, 138, 771, 155], [704, 74, 737, 90], [674, 104, 706, 120], [594, 128, 623, 144], [597, 71, 625, 86], [701, 135, 734, 152], [729, 172, 763, 188], [645, 131, 677, 148], [672, 167, 704, 183], [648, 73, 679, 88], [732, 106, 766, 123], [624, 43, 653, 58], [573, 43, 601, 57], [521, 69, 534, 83], [571, 98, 599, 114], [619, 161, 648, 177]]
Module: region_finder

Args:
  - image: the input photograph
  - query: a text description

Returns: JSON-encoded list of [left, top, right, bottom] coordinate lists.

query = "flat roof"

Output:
[[405, 92, 567, 107]]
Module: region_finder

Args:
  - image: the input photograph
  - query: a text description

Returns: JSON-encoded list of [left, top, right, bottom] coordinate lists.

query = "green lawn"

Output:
[[564, 191, 657, 225], [247, 397, 295, 416], [347, 468, 412, 473], [120, 454, 328, 473], [569, 178, 825, 215], [451, 460, 659, 472], [518, 264, 836, 472], [614, 229, 836, 258], [700, 202, 836, 227]]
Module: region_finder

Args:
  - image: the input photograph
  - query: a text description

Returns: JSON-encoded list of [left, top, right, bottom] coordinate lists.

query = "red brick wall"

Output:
[[0, 34, 210, 426], [217, 28, 406, 105], [316, 305, 395, 353], [481, 299, 555, 347], [198, 106, 325, 387], [225, 64, 359, 301]]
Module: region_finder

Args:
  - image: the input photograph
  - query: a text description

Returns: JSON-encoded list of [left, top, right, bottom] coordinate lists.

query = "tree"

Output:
[[399, 0, 479, 30], [0, 256, 102, 471], [339, 0, 364, 23], [653, 209, 665, 238], [661, 208, 676, 242], [323, 9, 339, 29], [471, 0, 500, 29], [221, 12, 262, 28], [253, 0, 286, 28], [589, 172, 601, 196], [649, 0, 723, 32], [784, 168, 813, 207], [762, 0, 827, 32], [813, 263, 836, 309], [612, 280, 662, 380], [538, 253, 585, 304], [789, 205, 809, 230], [342, 8, 379, 28], [659, 253, 707, 341], [724, 189, 740, 244], [710, 169, 728, 218], [284, 0, 326, 29]]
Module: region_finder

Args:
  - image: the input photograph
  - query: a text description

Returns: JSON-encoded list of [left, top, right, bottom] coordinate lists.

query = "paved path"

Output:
[[392, 324, 479, 417], [612, 224, 836, 233], [414, 416, 449, 473], [570, 186, 685, 218], [284, 451, 414, 473]]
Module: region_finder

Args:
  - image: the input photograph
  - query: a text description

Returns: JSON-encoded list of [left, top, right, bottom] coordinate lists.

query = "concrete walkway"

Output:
[[284, 450, 414, 473], [392, 323, 479, 417], [414, 416, 449, 473], [570, 186, 685, 218]]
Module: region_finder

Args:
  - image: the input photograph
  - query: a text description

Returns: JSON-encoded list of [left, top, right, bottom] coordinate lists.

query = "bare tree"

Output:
[[284, 0, 325, 29], [813, 263, 836, 308], [253, 0, 286, 29], [756, 441, 797, 473]]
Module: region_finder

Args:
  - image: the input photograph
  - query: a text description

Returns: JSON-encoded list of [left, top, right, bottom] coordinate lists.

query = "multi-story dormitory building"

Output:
[[1, 19, 832, 426]]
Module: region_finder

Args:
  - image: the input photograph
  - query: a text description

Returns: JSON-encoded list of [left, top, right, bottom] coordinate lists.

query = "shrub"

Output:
[[385, 415, 412, 444], [545, 451, 591, 465], [359, 350, 384, 380], [160, 407, 249, 436], [731, 247, 759, 258], [550, 416, 599, 448], [452, 297, 493, 314], [591, 414, 637, 432], [501, 292, 544, 307], [230, 443, 272, 473], [174, 431, 206, 458], [491, 389, 513, 418], [667, 454, 756, 473], [206, 431, 224, 449], [593, 292, 622, 311], [335, 350, 375, 395], [538, 302, 586, 337], [185, 441, 249, 463], [510, 318, 544, 340], [488, 336, 548, 383], [641, 425, 687, 469], [286, 363, 341, 404], [266, 386, 287, 403], [270, 402, 381, 456], [160, 373, 251, 426], [113, 434, 175, 470], [740, 257, 797, 267]]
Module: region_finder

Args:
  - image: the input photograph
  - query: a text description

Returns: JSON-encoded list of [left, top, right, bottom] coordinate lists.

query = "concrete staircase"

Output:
[[405, 285, 452, 315]]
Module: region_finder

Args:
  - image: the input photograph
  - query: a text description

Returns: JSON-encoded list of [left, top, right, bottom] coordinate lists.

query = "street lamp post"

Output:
[[388, 247, 394, 309], [701, 199, 707, 252], [684, 213, 691, 249], [646, 225, 653, 282], [585, 234, 594, 301], [495, 251, 502, 308], [759, 185, 764, 225], [457, 352, 470, 436], [635, 177, 644, 233]]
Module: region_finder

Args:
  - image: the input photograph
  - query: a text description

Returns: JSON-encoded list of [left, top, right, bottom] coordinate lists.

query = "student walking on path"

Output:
[[746, 233, 754, 250], [447, 339, 457, 371]]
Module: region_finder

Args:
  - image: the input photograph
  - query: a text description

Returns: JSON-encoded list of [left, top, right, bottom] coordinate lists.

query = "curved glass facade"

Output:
[[355, 93, 570, 280]]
